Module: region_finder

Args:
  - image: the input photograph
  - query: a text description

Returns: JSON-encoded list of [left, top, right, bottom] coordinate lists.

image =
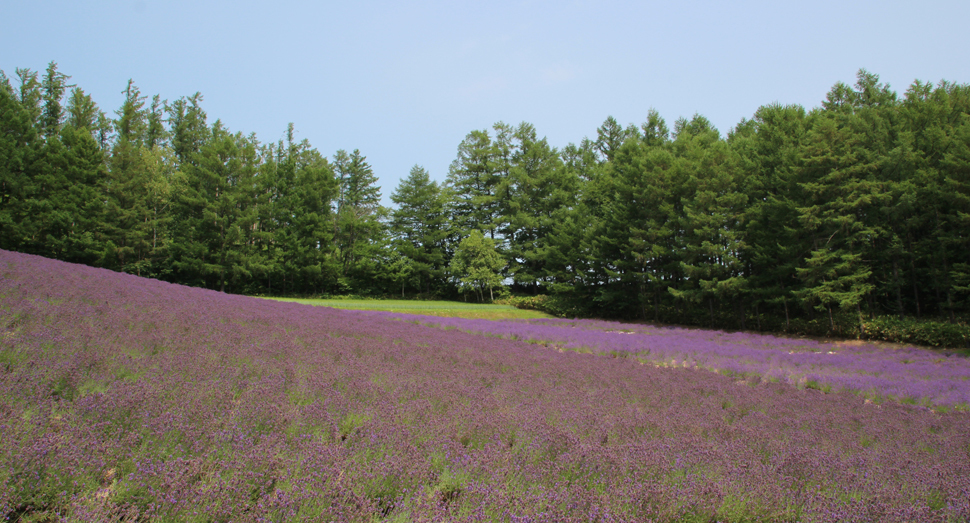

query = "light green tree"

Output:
[[450, 230, 506, 302]]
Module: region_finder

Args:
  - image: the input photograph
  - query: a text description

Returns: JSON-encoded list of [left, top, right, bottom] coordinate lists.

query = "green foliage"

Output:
[[0, 71, 43, 253], [446, 128, 501, 236], [390, 165, 449, 295], [334, 148, 384, 288], [500, 122, 576, 293], [500, 294, 590, 318], [3, 62, 970, 338], [449, 230, 505, 302], [861, 316, 970, 348]]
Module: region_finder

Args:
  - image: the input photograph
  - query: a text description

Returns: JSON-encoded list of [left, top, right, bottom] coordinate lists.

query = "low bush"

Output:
[[862, 316, 970, 349], [499, 294, 590, 318]]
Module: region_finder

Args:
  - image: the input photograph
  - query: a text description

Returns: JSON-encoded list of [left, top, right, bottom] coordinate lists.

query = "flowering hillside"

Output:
[[370, 314, 970, 408], [1, 250, 969, 522]]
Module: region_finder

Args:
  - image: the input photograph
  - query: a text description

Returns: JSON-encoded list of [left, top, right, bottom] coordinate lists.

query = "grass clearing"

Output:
[[261, 297, 554, 320]]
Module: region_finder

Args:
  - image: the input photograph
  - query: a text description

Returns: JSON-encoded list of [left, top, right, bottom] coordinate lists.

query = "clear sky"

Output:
[[3, 0, 968, 205]]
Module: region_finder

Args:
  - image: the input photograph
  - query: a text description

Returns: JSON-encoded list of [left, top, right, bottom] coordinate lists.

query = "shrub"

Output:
[[861, 316, 970, 349], [499, 294, 590, 318]]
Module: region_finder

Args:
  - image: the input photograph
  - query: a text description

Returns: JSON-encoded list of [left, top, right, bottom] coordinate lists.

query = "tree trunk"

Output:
[[936, 209, 955, 322], [893, 259, 903, 319], [910, 256, 921, 318], [783, 297, 789, 333], [857, 302, 865, 337]]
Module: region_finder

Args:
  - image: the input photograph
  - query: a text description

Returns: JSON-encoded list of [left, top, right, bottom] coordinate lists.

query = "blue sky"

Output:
[[3, 0, 968, 205]]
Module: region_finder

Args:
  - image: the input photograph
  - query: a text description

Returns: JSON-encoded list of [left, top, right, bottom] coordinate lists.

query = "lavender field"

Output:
[[370, 314, 970, 409], [2, 250, 969, 522]]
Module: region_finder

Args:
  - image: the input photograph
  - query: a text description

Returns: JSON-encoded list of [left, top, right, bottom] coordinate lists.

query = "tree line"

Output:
[[2, 63, 968, 333]]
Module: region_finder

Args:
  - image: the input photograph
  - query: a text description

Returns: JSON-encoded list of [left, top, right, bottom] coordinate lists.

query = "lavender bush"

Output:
[[1, 249, 969, 522], [374, 314, 970, 409]]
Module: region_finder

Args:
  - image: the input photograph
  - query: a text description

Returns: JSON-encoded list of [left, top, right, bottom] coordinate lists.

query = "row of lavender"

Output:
[[371, 313, 970, 408], [2, 250, 969, 521]]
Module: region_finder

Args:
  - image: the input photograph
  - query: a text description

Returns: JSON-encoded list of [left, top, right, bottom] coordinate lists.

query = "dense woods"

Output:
[[2, 62, 969, 336]]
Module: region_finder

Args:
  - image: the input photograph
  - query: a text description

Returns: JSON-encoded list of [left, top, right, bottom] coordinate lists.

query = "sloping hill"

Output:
[[1, 250, 968, 522]]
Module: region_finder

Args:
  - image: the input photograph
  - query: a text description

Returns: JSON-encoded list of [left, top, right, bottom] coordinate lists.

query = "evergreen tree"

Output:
[[668, 117, 748, 328], [599, 115, 682, 319], [501, 122, 573, 293], [595, 116, 636, 163], [447, 129, 500, 237], [288, 129, 339, 294], [170, 121, 253, 291], [333, 149, 383, 287], [733, 103, 810, 331], [0, 71, 42, 252], [102, 79, 152, 273], [41, 61, 71, 139], [14, 68, 42, 130], [53, 124, 108, 264], [65, 87, 100, 133], [167, 93, 208, 168], [794, 71, 893, 331], [390, 165, 449, 294], [145, 94, 166, 149]]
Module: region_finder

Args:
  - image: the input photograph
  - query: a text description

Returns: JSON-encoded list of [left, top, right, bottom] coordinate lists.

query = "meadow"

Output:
[[263, 298, 552, 320], [2, 249, 969, 522]]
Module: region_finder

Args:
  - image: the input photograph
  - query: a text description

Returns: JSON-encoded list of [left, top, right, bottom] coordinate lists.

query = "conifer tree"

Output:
[[390, 165, 449, 294], [0, 71, 42, 252], [41, 61, 71, 139], [167, 93, 208, 168], [501, 122, 572, 293], [447, 129, 500, 237], [794, 71, 892, 331], [65, 87, 100, 132], [733, 103, 809, 331], [333, 149, 382, 285], [103, 79, 152, 273]]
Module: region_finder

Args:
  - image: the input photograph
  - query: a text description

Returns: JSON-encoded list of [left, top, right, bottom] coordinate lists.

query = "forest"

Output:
[[1, 62, 968, 338]]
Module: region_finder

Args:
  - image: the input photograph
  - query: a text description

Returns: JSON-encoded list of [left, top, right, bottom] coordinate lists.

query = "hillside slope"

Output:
[[1, 250, 968, 522]]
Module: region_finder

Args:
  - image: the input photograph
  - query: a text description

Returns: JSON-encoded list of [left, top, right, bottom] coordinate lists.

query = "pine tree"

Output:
[[794, 71, 893, 331], [501, 122, 572, 293], [390, 165, 449, 294], [167, 93, 208, 168], [103, 79, 152, 273], [170, 121, 253, 291], [670, 123, 748, 328], [145, 94, 166, 149], [733, 103, 810, 331], [446, 129, 500, 237], [0, 70, 42, 252], [288, 131, 339, 294], [14, 68, 42, 131], [595, 116, 635, 163], [65, 87, 100, 132], [41, 61, 71, 139], [333, 149, 383, 285]]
